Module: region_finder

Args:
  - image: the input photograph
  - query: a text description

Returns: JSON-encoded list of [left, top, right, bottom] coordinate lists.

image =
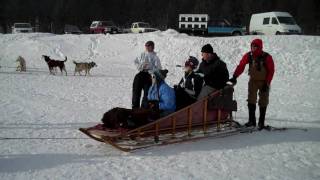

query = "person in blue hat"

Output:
[[148, 69, 176, 118]]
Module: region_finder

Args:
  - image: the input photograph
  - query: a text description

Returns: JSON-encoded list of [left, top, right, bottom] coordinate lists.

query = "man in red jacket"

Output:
[[229, 39, 275, 130]]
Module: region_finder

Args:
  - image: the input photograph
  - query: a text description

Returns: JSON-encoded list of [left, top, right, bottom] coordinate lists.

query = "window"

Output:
[[263, 18, 270, 25], [272, 18, 279, 25], [201, 24, 206, 29], [181, 17, 186, 22], [195, 24, 199, 29], [277, 16, 297, 25], [187, 24, 192, 28], [195, 17, 199, 22], [201, 17, 206, 22], [134, 24, 138, 28], [181, 24, 186, 28], [188, 17, 192, 22]]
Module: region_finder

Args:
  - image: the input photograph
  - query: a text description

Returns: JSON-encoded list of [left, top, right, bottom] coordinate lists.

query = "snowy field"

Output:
[[0, 31, 320, 180]]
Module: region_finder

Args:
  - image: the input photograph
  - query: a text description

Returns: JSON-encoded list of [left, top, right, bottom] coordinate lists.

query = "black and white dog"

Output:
[[42, 55, 67, 75]]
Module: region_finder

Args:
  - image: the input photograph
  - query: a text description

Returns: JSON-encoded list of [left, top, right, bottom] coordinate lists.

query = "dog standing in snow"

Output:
[[42, 55, 67, 75], [73, 61, 97, 76], [16, 56, 26, 72]]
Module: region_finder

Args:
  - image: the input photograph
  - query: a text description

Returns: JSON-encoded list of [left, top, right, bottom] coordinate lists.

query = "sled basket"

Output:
[[79, 85, 239, 152]]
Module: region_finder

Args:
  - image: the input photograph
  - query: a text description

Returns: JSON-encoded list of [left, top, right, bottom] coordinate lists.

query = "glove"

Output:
[[174, 85, 183, 91], [262, 83, 269, 92], [228, 75, 237, 85]]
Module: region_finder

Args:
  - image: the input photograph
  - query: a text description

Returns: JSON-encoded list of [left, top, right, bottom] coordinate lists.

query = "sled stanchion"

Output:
[[203, 99, 208, 134], [171, 116, 176, 137], [188, 107, 192, 136], [154, 123, 159, 143], [217, 109, 221, 131]]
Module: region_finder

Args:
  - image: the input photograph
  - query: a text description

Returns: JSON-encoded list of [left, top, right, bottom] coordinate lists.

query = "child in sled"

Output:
[[174, 56, 203, 110]]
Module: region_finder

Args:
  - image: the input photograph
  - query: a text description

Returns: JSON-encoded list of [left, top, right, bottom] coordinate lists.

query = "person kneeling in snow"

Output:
[[148, 69, 176, 118], [174, 56, 203, 110]]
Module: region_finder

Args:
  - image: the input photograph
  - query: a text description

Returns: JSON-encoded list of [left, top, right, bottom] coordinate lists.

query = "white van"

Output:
[[249, 12, 302, 35]]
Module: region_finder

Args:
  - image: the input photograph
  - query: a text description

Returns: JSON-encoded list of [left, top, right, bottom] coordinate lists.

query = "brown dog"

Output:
[[73, 61, 97, 76], [42, 55, 67, 75]]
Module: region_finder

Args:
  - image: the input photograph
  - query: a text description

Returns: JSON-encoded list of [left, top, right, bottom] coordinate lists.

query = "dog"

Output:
[[42, 55, 67, 75], [16, 56, 26, 72], [73, 61, 97, 76]]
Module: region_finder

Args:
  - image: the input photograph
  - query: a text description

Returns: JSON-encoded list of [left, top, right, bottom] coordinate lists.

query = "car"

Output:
[[90, 21, 120, 34], [249, 12, 302, 35], [12, 23, 33, 33], [64, 24, 82, 34], [131, 22, 159, 33]]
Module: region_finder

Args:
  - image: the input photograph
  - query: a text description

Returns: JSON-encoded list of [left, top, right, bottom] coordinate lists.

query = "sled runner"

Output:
[[79, 85, 239, 152]]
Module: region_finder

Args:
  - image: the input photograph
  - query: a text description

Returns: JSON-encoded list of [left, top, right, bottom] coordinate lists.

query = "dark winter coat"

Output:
[[178, 72, 203, 98], [197, 54, 229, 90], [175, 72, 203, 110]]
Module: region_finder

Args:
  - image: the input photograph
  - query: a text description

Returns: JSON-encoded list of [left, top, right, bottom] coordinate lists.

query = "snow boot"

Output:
[[245, 104, 256, 127], [258, 106, 267, 131]]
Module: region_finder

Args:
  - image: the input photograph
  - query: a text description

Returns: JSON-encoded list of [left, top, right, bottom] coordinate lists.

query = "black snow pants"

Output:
[[132, 71, 152, 109]]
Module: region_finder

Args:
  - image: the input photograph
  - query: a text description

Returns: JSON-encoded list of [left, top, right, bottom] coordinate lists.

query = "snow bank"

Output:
[[0, 32, 320, 180]]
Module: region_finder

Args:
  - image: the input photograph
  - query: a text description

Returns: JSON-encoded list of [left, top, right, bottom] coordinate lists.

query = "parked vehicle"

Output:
[[178, 14, 244, 36], [131, 22, 159, 33], [249, 12, 302, 35], [11, 23, 33, 33], [64, 24, 82, 34], [90, 21, 120, 34]]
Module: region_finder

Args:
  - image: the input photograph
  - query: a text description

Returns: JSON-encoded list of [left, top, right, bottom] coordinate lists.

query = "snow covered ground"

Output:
[[0, 31, 319, 180]]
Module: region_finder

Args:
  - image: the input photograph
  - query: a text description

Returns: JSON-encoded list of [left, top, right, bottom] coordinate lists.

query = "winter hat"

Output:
[[251, 39, 263, 56], [251, 39, 263, 49], [153, 69, 168, 81], [201, 44, 214, 54], [185, 56, 199, 69], [145, 41, 155, 47]]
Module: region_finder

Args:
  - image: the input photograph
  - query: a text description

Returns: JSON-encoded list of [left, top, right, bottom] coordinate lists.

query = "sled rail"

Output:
[[80, 85, 237, 151]]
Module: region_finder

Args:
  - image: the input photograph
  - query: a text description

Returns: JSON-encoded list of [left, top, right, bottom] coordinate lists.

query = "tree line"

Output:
[[0, 0, 319, 34]]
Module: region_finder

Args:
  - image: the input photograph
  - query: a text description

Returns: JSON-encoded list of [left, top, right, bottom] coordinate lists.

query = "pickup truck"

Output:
[[131, 22, 159, 33], [207, 19, 245, 36], [178, 14, 245, 36], [90, 21, 120, 34]]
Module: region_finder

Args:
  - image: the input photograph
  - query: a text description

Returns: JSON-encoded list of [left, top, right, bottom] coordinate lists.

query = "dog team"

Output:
[[13, 55, 97, 76]]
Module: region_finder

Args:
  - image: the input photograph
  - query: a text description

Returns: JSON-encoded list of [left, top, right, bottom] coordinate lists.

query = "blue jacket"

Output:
[[148, 81, 176, 113]]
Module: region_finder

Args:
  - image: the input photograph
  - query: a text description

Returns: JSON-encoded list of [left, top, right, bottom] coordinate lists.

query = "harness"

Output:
[[248, 52, 269, 72]]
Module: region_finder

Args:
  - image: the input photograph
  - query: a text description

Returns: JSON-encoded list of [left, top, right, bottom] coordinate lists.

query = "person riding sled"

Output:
[[148, 69, 176, 117], [197, 44, 229, 99], [100, 69, 175, 130], [174, 56, 203, 110], [229, 38, 275, 130]]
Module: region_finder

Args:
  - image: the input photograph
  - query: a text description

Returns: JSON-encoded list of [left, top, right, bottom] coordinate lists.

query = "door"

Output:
[[262, 17, 272, 35], [271, 17, 280, 34]]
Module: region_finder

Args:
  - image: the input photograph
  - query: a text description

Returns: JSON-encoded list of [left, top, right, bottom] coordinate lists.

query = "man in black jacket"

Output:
[[197, 44, 229, 99]]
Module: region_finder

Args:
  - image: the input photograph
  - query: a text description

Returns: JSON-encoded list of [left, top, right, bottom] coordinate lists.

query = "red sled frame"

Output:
[[79, 85, 239, 152]]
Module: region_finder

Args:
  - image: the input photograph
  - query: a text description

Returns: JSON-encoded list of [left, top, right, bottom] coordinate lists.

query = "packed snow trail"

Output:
[[0, 31, 320, 180]]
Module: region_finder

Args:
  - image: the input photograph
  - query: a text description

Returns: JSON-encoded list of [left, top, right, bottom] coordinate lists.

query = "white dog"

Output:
[[16, 56, 26, 72]]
